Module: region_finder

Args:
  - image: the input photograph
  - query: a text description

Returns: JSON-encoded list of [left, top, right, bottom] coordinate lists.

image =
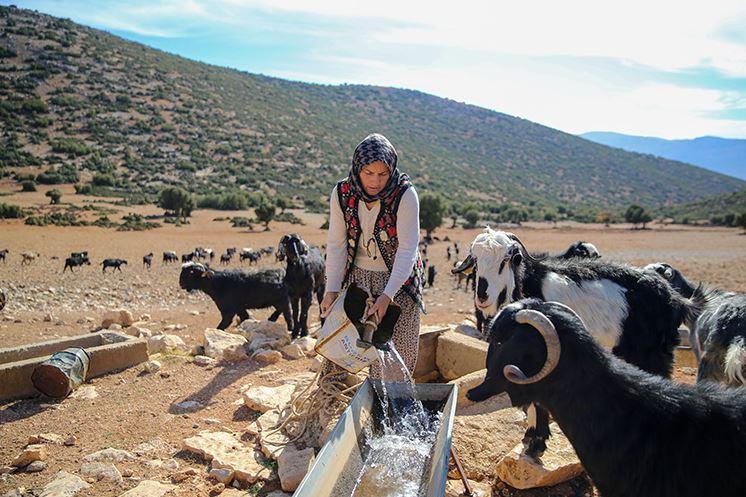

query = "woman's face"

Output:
[[359, 161, 391, 197]]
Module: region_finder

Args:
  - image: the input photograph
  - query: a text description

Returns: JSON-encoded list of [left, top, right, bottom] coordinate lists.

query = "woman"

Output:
[[321, 133, 425, 378]]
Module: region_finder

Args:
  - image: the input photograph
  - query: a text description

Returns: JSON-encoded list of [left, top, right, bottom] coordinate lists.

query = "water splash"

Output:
[[349, 344, 441, 497]]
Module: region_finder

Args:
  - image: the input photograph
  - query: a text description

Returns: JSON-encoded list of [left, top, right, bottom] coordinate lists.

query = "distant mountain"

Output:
[[581, 132, 746, 180], [1, 5, 745, 220]]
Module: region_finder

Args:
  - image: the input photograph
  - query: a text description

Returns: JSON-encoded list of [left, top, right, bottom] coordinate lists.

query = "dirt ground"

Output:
[[2, 185, 745, 496]]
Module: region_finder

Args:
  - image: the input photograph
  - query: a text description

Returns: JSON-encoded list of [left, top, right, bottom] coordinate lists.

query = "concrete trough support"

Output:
[[436, 331, 489, 381], [414, 326, 449, 383], [0, 331, 148, 401]]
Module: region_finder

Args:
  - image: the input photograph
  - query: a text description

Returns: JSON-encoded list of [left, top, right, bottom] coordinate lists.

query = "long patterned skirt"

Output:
[[321, 266, 421, 379]]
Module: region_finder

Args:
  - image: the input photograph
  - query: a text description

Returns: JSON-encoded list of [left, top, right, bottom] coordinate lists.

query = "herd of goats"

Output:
[[2, 226, 746, 497]]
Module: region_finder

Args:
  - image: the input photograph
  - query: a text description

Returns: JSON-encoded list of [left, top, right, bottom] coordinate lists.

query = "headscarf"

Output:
[[348, 133, 411, 202]]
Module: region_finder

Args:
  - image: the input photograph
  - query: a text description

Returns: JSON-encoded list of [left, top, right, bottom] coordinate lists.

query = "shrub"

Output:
[[46, 189, 62, 204], [0, 203, 24, 218], [21, 180, 36, 192], [92, 172, 115, 187]]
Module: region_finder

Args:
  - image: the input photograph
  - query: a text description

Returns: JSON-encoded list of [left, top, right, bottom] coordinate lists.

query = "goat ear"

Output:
[[300, 241, 309, 255], [511, 251, 522, 267]]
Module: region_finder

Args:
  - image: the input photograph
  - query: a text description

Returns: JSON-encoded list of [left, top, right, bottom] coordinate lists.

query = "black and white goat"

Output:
[[163, 251, 178, 263], [179, 262, 292, 331], [557, 240, 600, 259], [63, 254, 90, 273], [277, 234, 325, 339], [468, 299, 746, 497], [646, 262, 746, 386], [453, 227, 697, 457]]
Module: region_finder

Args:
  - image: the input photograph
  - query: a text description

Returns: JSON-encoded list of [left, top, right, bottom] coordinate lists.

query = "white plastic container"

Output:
[[314, 290, 379, 374]]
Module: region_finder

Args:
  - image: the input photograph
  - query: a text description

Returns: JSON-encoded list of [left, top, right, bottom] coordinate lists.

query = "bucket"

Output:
[[31, 347, 90, 398], [315, 289, 380, 374]]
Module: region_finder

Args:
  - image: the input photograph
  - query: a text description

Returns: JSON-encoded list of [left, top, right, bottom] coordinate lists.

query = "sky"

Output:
[[8, 0, 746, 139]]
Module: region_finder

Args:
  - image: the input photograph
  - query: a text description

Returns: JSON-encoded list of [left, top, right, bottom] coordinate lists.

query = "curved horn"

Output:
[[549, 302, 587, 329], [503, 309, 561, 385], [451, 254, 475, 274], [505, 233, 545, 263]]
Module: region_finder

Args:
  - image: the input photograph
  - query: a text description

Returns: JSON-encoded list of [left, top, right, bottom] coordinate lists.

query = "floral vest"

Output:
[[336, 179, 425, 312]]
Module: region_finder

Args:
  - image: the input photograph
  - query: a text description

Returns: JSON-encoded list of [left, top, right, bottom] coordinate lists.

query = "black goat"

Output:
[[0, 249, 8, 263], [277, 234, 325, 339], [454, 227, 697, 457], [427, 265, 436, 288], [646, 262, 746, 386], [102, 258, 127, 273], [240, 249, 260, 265], [163, 251, 178, 263], [219, 253, 232, 265], [182, 252, 195, 263], [468, 299, 746, 497], [63, 255, 90, 273], [179, 262, 292, 331], [143, 252, 154, 269]]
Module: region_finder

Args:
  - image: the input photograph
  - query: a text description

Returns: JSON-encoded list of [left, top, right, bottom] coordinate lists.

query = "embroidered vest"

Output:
[[336, 179, 425, 312]]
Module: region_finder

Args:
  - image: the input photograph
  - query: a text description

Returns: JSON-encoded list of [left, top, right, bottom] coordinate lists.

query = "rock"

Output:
[[454, 322, 483, 340], [182, 431, 271, 484], [101, 309, 135, 328], [277, 446, 315, 492], [242, 384, 296, 413], [69, 385, 98, 400], [259, 430, 290, 459], [209, 483, 224, 496], [121, 468, 133, 478], [118, 480, 176, 497], [80, 462, 123, 483], [246, 409, 281, 436], [0, 466, 14, 475], [28, 433, 65, 445], [237, 320, 289, 343], [12, 444, 46, 467], [294, 336, 317, 355], [3, 488, 25, 497], [25, 461, 46, 473], [83, 448, 137, 463], [63, 436, 77, 446], [253, 349, 282, 364], [44, 313, 54, 322], [264, 492, 292, 497], [39, 471, 90, 497], [209, 468, 234, 485], [280, 343, 305, 360], [162, 459, 179, 471], [148, 334, 189, 355], [193, 355, 216, 367], [203, 328, 248, 361], [143, 360, 162, 374], [451, 404, 525, 481], [436, 331, 488, 380], [448, 369, 487, 408], [173, 401, 203, 413], [445, 478, 492, 497], [139, 314, 151, 322], [133, 438, 175, 458], [108, 323, 123, 331], [495, 423, 583, 489], [308, 355, 324, 372]]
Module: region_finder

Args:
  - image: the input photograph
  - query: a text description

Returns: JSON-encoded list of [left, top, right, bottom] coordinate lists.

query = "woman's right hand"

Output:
[[320, 291, 339, 317]]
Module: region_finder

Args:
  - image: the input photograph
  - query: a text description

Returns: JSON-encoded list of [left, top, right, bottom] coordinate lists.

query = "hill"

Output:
[[581, 132, 746, 180], [660, 188, 746, 224], [1, 5, 744, 220]]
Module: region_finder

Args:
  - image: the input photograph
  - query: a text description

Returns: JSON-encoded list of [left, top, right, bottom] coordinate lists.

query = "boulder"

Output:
[[11, 444, 46, 467], [495, 423, 583, 489], [209, 468, 234, 485], [248, 336, 286, 353], [280, 343, 305, 360], [80, 462, 122, 483], [237, 320, 289, 343], [445, 478, 492, 497], [436, 331, 488, 380], [28, 433, 65, 445], [294, 336, 317, 356], [182, 431, 271, 484], [193, 355, 215, 367], [118, 480, 177, 497], [143, 360, 162, 374], [101, 309, 135, 328], [202, 329, 248, 361], [448, 369, 486, 408], [25, 461, 46, 473], [242, 384, 296, 413], [147, 334, 189, 355], [39, 471, 90, 497], [83, 448, 137, 463], [246, 409, 281, 436], [277, 446, 315, 492], [259, 430, 290, 459], [253, 349, 282, 364], [173, 401, 203, 413]]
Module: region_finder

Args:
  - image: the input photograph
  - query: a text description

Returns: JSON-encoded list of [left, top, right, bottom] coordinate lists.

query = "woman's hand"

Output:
[[320, 291, 339, 317], [367, 294, 391, 323]]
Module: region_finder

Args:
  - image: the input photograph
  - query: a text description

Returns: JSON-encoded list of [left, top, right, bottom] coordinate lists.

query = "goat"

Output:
[[427, 265, 437, 288], [646, 262, 746, 386], [163, 251, 178, 263], [226, 247, 237, 256], [21, 252, 38, 265], [558, 240, 600, 259], [219, 252, 232, 265], [143, 252, 154, 270], [182, 252, 195, 263], [179, 262, 292, 331], [454, 227, 697, 457], [468, 298, 746, 497], [63, 255, 90, 273], [277, 234, 325, 339], [0, 249, 9, 263], [240, 249, 260, 265], [102, 258, 127, 273]]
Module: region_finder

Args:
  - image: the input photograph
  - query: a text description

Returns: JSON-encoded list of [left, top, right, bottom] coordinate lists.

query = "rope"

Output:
[[261, 367, 365, 446]]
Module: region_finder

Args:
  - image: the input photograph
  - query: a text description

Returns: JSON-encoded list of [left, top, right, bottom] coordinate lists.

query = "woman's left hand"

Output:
[[367, 294, 391, 322]]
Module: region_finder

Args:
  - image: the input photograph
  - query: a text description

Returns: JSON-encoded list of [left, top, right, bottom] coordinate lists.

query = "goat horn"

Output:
[[505, 233, 544, 263], [503, 309, 561, 385], [549, 302, 587, 329], [452, 254, 475, 274]]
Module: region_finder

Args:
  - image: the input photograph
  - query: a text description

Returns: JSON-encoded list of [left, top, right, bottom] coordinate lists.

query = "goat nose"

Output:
[[477, 277, 489, 301]]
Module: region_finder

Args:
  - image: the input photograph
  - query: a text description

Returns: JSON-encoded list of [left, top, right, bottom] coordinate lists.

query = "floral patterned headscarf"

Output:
[[348, 133, 410, 202]]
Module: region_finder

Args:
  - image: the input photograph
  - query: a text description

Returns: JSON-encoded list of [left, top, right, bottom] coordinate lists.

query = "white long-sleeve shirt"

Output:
[[326, 184, 420, 300]]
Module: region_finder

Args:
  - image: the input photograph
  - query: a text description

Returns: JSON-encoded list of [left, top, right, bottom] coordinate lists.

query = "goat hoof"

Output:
[[523, 438, 547, 460]]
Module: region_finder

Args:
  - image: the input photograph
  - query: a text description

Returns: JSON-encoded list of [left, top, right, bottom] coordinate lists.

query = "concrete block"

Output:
[[436, 331, 488, 381]]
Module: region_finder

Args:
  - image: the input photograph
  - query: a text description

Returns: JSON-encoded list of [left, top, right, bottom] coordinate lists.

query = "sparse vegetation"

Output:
[[0, 203, 24, 218]]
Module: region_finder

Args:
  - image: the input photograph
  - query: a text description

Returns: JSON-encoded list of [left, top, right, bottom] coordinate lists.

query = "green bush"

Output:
[[230, 216, 253, 228], [52, 138, 90, 157], [92, 172, 115, 186], [0, 203, 24, 218], [274, 211, 304, 225], [21, 180, 37, 192], [74, 183, 93, 194], [197, 191, 249, 210], [46, 189, 62, 204]]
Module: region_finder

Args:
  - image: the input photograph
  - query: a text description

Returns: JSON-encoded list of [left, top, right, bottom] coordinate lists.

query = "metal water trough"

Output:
[[294, 380, 458, 497]]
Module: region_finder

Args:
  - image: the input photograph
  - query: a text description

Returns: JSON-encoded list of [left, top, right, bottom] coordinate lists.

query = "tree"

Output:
[[625, 204, 647, 229], [596, 211, 613, 227], [275, 195, 291, 214], [419, 193, 446, 239], [449, 203, 461, 228], [255, 198, 276, 230], [46, 189, 62, 204], [464, 209, 480, 229], [737, 213, 746, 233], [158, 187, 194, 222], [21, 180, 36, 192]]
